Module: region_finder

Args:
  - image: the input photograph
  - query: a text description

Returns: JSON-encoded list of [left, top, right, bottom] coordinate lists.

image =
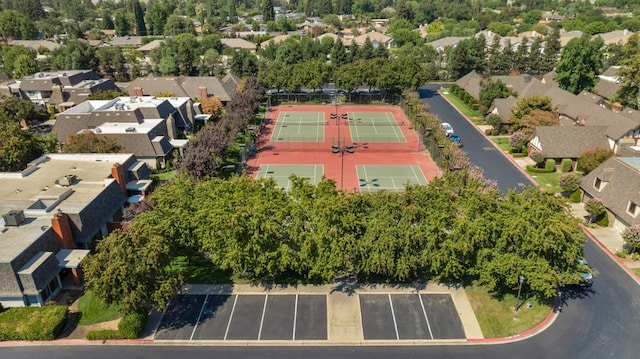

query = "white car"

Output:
[[441, 122, 454, 136]]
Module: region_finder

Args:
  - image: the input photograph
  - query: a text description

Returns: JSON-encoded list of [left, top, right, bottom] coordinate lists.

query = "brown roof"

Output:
[[126, 76, 235, 102], [534, 125, 610, 158], [593, 79, 619, 100], [454, 71, 482, 99], [489, 96, 517, 123], [581, 157, 640, 227]]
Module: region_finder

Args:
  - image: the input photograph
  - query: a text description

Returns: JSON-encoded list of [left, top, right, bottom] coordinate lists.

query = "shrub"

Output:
[[485, 114, 502, 128], [512, 152, 527, 158], [86, 329, 122, 341], [509, 131, 527, 151], [484, 128, 494, 135], [491, 129, 499, 136], [0, 306, 67, 340], [622, 225, 640, 253], [570, 188, 582, 203], [596, 212, 609, 227], [558, 173, 581, 193], [530, 150, 544, 165], [578, 147, 614, 174], [584, 198, 606, 223], [545, 159, 556, 172], [616, 248, 629, 258], [632, 252, 640, 261], [526, 164, 554, 173], [118, 312, 148, 339], [560, 158, 573, 173]]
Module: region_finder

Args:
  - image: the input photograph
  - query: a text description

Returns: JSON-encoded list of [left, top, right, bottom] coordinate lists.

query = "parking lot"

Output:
[[360, 294, 466, 340], [154, 294, 327, 341]]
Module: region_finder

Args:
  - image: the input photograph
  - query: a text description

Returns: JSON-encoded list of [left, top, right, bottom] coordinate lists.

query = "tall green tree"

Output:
[[63, 130, 121, 153], [263, 0, 275, 22], [614, 54, 640, 109], [541, 27, 561, 74], [478, 79, 516, 113], [555, 35, 604, 94], [51, 39, 97, 70], [0, 121, 44, 172], [132, 0, 147, 36], [447, 37, 485, 80], [147, 1, 171, 36]]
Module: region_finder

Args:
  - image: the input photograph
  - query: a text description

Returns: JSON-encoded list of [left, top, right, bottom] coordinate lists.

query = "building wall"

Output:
[[68, 181, 126, 245]]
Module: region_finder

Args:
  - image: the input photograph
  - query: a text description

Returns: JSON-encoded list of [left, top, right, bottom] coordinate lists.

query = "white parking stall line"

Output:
[[292, 294, 299, 340], [388, 294, 400, 340], [257, 294, 269, 340], [418, 294, 434, 339], [223, 294, 239, 340], [189, 294, 209, 340]]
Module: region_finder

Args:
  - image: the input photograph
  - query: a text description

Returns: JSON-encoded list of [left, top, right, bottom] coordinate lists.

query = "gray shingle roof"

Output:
[[454, 71, 482, 99], [126, 76, 235, 102], [489, 96, 517, 123], [534, 125, 610, 158], [581, 156, 640, 227], [593, 79, 619, 100]]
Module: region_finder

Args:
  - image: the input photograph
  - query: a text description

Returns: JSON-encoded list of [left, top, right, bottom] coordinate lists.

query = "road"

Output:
[[3, 86, 640, 358], [418, 84, 533, 193]]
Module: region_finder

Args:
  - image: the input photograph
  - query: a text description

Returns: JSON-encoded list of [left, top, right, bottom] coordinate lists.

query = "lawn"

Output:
[[169, 255, 242, 284], [441, 91, 484, 118], [492, 137, 512, 152], [527, 171, 583, 194], [0, 305, 68, 340], [634, 268, 640, 277], [465, 283, 553, 338], [77, 291, 120, 326], [151, 170, 176, 182]]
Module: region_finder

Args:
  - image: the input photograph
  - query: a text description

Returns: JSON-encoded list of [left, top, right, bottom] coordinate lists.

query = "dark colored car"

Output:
[[450, 133, 462, 147]]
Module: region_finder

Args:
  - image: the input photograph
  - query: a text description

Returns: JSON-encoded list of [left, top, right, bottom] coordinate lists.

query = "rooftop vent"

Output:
[[3, 210, 25, 226], [58, 174, 77, 187], [125, 127, 136, 133]]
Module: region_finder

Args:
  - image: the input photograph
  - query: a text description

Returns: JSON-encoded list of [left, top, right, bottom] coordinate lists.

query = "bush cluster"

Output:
[[0, 306, 67, 341], [558, 173, 581, 193], [570, 189, 582, 203], [526, 165, 554, 173], [560, 158, 573, 173], [545, 159, 556, 172], [118, 312, 148, 339], [86, 329, 122, 341]]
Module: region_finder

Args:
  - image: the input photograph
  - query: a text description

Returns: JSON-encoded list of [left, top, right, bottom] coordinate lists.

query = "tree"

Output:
[[510, 95, 554, 122], [11, 53, 37, 80], [63, 130, 121, 153], [0, 95, 41, 125], [584, 198, 606, 224], [114, 9, 131, 36], [578, 147, 613, 174], [230, 49, 258, 77], [0, 10, 37, 40], [614, 54, 640, 110], [509, 131, 527, 152], [176, 120, 230, 181], [622, 225, 640, 254], [84, 227, 178, 315], [1, 44, 37, 79], [147, 1, 171, 36], [96, 47, 126, 80], [51, 39, 97, 71], [541, 27, 561, 74], [555, 35, 604, 94], [263, 0, 275, 22], [123, 200, 154, 222], [0, 121, 44, 172], [514, 109, 558, 138], [200, 96, 224, 120], [558, 173, 581, 193], [330, 38, 348, 67], [164, 15, 195, 36], [447, 37, 485, 80], [132, 0, 147, 36], [478, 79, 516, 112]]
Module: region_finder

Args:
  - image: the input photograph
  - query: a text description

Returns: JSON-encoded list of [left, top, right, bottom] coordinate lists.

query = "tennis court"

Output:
[[356, 165, 428, 193], [255, 164, 324, 191], [270, 111, 326, 142], [346, 112, 406, 143]]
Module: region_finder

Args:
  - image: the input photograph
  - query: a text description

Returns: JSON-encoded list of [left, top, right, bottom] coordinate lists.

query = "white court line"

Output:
[[390, 177, 398, 191], [410, 165, 427, 185], [388, 294, 400, 340], [257, 294, 269, 340], [273, 112, 286, 141], [360, 165, 370, 193], [190, 294, 209, 340], [352, 113, 362, 142], [223, 294, 239, 340], [292, 294, 299, 340], [386, 112, 405, 142], [418, 294, 435, 339]]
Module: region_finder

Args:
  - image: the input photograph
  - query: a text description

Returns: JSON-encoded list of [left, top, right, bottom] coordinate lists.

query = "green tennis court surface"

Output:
[[356, 165, 428, 193], [271, 112, 326, 142], [347, 112, 406, 143], [256, 164, 324, 191]]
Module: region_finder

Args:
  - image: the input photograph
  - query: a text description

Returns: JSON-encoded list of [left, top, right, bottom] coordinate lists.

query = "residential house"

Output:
[[454, 71, 483, 99], [53, 96, 198, 169], [220, 38, 257, 53], [0, 153, 150, 307], [109, 35, 145, 47], [528, 126, 610, 167], [593, 29, 635, 46], [352, 31, 395, 48], [559, 30, 584, 47], [9, 40, 60, 59], [126, 74, 240, 103], [581, 156, 640, 232], [428, 36, 467, 52], [593, 66, 621, 102], [487, 96, 517, 129], [1, 70, 119, 111], [260, 34, 290, 49]]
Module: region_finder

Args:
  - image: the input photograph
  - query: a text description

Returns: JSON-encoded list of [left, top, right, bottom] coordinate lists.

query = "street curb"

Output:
[[436, 89, 541, 189], [581, 225, 640, 286]]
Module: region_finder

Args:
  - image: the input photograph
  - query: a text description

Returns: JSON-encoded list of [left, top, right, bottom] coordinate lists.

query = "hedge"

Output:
[[570, 189, 582, 203], [596, 213, 609, 227], [527, 165, 554, 173], [118, 312, 148, 339], [545, 159, 556, 172], [561, 159, 573, 173], [0, 306, 67, 341], [86, 329, 122, 341]]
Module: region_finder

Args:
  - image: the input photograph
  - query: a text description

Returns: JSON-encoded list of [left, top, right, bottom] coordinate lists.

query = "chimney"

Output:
[[134, 87, 143, 96], [111, 163, 127, 196], [198, 86, 208, 100], [51, 211, 74, 249]]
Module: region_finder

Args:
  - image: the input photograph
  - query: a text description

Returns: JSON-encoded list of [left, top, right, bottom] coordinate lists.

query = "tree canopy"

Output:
[[555, 35, 604, 94], [63, 130, 121, 153]]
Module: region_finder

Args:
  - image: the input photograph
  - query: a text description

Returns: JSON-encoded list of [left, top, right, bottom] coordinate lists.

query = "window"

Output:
[[593, 178, 606, 191], [628, 201, 639, 218]]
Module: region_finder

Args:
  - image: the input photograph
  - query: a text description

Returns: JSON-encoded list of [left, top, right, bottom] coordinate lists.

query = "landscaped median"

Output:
[[465, 282, 553, 339]]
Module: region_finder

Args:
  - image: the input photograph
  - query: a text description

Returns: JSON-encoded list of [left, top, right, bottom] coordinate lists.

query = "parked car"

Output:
[[441, 122, 454, 136], [577, 258, 593, 288], [449, 133, 462, 147]]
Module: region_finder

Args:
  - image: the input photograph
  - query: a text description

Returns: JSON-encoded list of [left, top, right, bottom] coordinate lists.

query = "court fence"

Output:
[[263, 137, 424, 153], [269, 92, 403, 106]]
